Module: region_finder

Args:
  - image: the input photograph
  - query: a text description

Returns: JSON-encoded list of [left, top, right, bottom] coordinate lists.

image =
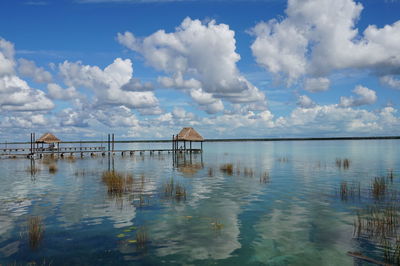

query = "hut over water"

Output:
[[36, 132, 61, 151], [173, 127, 204, 152], [176, 127, 204, 142]]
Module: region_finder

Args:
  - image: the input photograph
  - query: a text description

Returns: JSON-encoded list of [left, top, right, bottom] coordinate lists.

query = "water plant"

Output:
[[28, 216, 44, 250], [372, 177, 387, 199], [135, 228, 148, 250], [220, 163, 234, 175], [48, 164, 57, 174], [211, 219, 224, 230], [336, 158, 350, 169], [162, 178, 187, 201], [339, 181, 360, 201], [243, 167, 254, 177], [208, 167, 214, 177], [260, 171, 270, 184], [66, 155, 76, 163], [101, 171, 134, 196]]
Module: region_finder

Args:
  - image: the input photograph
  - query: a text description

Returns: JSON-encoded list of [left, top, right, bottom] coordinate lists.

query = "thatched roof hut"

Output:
[[36, 133, 61, 143], [176, 127, 204, 142]]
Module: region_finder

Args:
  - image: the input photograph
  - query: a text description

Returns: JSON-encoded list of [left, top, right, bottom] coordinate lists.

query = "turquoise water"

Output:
[[0, 140, 399, 265]]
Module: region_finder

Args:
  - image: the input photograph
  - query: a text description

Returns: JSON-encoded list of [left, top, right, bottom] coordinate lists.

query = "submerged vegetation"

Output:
[[336, 158, 350, 169], [162, 178, 187, 201], [28, 216, 44, 250], [102, 171, 134, 196]]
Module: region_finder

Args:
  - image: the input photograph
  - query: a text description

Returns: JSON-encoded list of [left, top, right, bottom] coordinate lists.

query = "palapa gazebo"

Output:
[[35, 132, 61, 152], [172, 127, 204, 152]]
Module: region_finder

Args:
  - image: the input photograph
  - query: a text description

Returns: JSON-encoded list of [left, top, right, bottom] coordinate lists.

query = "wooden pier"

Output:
[[0, 131, 203, 159]]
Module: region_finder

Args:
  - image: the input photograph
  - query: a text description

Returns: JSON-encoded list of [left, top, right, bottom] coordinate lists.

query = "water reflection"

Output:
[[0, 140, 399, 265]]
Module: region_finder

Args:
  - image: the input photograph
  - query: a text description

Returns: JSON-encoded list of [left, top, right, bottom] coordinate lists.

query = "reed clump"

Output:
[[336, 158, 350, 169], [101, 171, 134, 196], [339, 181, 360, 201], [28, 216, 44, 250], [260, 171, 270, 184], [66, 155, 76, 163], [163, 179, 187, 201], [277, 157, 289, 163], [48, 164, 57, 174], [41, 155, 57, 165], [388, 169, 395, 181], [243, 167, 254, 177], [220, 163, 234, 175], [135, 228, 148, 250], [372, 177, 387, 199], [208, 167, 214, 177]]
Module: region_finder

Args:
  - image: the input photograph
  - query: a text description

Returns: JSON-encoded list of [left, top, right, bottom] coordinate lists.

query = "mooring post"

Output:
[[172, 135, 174, 152], [112, 133, 115, 153], [107, 134, 110, 154]]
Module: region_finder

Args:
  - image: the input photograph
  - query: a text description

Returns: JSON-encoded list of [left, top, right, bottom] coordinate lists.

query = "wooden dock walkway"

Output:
[[0, 148, 202, 158]]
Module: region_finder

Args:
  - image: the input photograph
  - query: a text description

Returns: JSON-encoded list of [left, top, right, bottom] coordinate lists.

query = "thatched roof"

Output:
[[36, 133, 61, 143], [176, 127, 204, 141]]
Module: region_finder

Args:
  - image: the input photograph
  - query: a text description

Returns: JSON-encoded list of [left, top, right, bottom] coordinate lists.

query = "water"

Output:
[[0, 140, 399, 265]]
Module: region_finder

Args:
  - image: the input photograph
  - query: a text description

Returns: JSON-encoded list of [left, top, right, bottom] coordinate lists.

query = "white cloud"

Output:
[[339, 85, 377, 107], [304, 77, 330, 92], [0, 38, 15, 77], [18, 58, 52, 83], [297, 95, 315, 108], [0, 38, 54, 112], [117, 17, 266, 109], [47, 83, 81, 100], [59, 58, 159, 109], [93, 106, 140, 127], [251, 0, 400, 84], [380, 75, 400, 90]]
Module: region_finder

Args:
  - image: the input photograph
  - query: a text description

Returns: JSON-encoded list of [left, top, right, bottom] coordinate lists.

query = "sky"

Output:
[[0, 0, 399, 141]]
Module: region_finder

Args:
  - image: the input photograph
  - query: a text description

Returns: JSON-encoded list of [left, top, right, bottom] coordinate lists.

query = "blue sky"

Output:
[[0, 0, 399, 141]]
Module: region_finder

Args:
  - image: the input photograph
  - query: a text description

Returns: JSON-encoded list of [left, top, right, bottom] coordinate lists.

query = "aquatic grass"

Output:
[[41, 155, 57, 165], [220, 163, 234, 176], [336, 158, 351, 169], [211, 219, 224, 230], [277, 157, 289, 163], [28, 216, 44, 250], [339, 181, 360, 201], [162, 178, 187, 201], [353, 205, 400, 239], [135, 228, 148, 250], [372, 177, 387, 199], [388, 169, 395, 181], [101, 171, 134, 196], [48, 164, 57, 174], [208, 167, 214, 177], [243, 167, 254, 177], [66, 155, 76, 163], [260, 171, 270, 184]]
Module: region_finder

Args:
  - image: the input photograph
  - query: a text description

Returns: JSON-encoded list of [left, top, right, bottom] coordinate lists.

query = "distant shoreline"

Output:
[[1, 136, 400, 145]]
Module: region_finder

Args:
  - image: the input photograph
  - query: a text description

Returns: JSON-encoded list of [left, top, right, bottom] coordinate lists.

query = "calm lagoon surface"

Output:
[[0, 140, 399, 265]]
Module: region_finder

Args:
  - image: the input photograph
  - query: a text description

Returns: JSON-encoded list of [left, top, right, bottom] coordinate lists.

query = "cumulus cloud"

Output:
[[304, 77, 330, 92], [117, 17, 266, 111], [93, 106, 140, 127], [380, 75, 400, 90], [59, 58, 159, 109], [47, 83, 81, 100], [339, 85, 377, 107], [297, 95, 315, 108], [0, 38, 15, 77], [18, 58, 52, 83], [0, 38, 54, 112], [251, 0, 400, 84]]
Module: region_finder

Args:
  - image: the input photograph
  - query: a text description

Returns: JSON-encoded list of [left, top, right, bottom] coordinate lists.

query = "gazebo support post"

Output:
[[190, 141, 192, 153]]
